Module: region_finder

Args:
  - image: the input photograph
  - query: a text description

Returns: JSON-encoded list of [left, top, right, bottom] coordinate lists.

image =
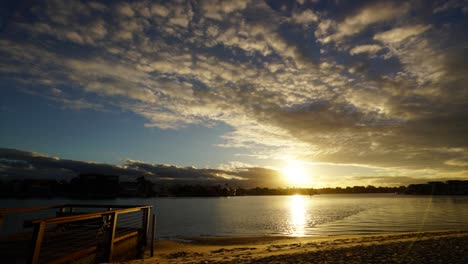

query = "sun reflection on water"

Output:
[[289, 195, 307, 236]]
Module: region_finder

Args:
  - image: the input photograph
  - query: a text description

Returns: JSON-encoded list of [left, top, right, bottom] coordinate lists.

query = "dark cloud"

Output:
[[0, 148, 142, 180], [347, 176, 440, 187], [0, 148, 283, 187], [125, 160, 225, 181]]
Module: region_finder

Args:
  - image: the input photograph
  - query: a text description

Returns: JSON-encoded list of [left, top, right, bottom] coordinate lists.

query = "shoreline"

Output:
[[122, 230, 468, 263]]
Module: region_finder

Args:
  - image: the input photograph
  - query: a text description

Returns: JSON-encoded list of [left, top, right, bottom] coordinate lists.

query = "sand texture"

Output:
[[121, 230, 468, 264]]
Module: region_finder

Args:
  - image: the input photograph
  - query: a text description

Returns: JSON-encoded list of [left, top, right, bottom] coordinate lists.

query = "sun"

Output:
[[281, 160, 310, 186]]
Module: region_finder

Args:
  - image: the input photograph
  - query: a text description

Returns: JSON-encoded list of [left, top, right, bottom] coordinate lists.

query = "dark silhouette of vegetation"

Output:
[[404, 180, 468, 195], [166, 183, 235, 197], [235, 185, 406, 196], [69, 173, 120, 198], [0, 175, 466, 199]]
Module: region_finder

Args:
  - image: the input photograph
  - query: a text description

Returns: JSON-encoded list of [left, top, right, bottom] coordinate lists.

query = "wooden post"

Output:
[[106, 212, 118, 262], [150, 214, 156, 257], [143, 208, 151, 246], [28, 221, 46, 264]]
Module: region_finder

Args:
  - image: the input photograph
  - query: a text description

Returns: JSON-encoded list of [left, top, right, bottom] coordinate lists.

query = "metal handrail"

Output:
[[24, 204, 152, 264]]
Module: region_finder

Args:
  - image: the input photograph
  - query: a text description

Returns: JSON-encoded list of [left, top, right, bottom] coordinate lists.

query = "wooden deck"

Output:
[[0, 204, 152, 264]]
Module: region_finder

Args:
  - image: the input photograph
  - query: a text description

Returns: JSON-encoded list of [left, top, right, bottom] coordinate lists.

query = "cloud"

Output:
[[317, 2, 410, 43], [374, 24, 431, 44], [433, 0, 468, 14], [201, 0, 249, 20], [0, 148, 137, 181], [89, 20, 108, 39], [292, 9, 318, 24], [0, 0, 467, 184], [445, 157, 468, 167], [64, 31, 85, 44], [344, 176, 443, 187], [116, 3, 135, 17], [150, 4, 170, 17], [167, 3, 193, 28], [349, 44, 383, 55]]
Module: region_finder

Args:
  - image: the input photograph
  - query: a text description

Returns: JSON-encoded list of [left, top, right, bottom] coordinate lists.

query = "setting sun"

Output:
[[282, 160, 311, 186]]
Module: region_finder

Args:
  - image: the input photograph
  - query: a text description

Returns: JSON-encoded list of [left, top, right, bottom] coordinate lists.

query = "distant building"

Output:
[[151, 184, 169, 197], [24, 179, 55, 197], [222, 184, 237, 196], [0, 180, 22, 197], [75, 173, 120, 198], [120, 181, 139, 197], [136, 176, 154, 197]]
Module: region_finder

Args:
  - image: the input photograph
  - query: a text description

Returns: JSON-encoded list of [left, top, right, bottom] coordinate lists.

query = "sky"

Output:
[[0, 0, 467, 188]]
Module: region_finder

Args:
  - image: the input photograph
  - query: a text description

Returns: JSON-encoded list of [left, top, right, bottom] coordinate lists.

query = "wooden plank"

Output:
[[28, 222, 46, 264], [138, 207, 151, 257], [113, 231, 139, 243], [151, 214, 156, 257], [30, 207, 149, 225], [47, 246, 97, 264], [1, 205, 151, 217], [63, 204, 152, 209], [0, 205, 63, 216], [144, 208, 151, 241], [31, 213, 103, 225]]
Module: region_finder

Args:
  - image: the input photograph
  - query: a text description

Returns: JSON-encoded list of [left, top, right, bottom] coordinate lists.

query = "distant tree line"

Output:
[[0, 174, 154, 199], [0, 174, 467, 198], [404, 181, 468, 195], [234, 185, 407, 196]]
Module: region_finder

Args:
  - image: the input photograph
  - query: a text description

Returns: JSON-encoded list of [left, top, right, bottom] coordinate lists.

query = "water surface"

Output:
[[1, 194, 467, 238]]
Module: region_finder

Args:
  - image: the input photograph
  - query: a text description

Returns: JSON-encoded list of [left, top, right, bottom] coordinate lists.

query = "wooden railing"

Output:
[[21, 204, 152, 264], [0, 205, 64, 216]]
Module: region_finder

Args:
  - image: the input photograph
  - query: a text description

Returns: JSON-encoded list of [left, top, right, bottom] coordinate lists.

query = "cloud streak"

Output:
[[374, 24, 431, 44]]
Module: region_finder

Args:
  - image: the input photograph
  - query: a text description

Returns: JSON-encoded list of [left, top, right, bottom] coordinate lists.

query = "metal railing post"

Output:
[[106, 212, 118, 262], [28, 221, 46, 264]]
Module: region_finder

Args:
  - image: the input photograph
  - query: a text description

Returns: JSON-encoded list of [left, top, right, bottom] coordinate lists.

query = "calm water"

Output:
[[1, 194, 468, 238]]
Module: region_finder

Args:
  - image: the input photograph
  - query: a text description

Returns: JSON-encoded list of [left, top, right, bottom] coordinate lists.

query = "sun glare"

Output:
[[289, 195, 306, 236], [282, 160, 310, 186]]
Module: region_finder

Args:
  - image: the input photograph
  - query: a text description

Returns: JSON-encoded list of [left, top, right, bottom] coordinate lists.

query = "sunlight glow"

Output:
[[289, 195, 307, 236], [281, 160, 311, 186]]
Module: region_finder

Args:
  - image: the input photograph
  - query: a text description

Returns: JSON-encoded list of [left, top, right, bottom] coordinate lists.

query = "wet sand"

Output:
[[123, 230, 468, 264]]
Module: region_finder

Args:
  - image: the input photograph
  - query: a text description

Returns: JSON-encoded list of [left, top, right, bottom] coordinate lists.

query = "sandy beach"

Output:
[[121, 230, 468, 264]]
